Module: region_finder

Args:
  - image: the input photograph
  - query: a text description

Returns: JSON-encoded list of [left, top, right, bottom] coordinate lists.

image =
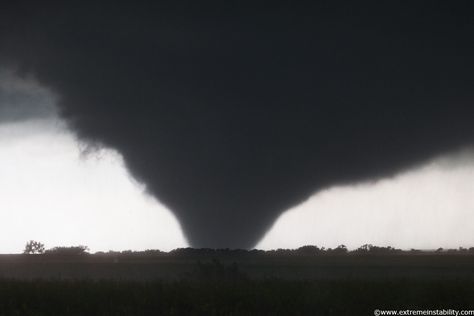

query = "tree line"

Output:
[[23, 240, 474, 256]]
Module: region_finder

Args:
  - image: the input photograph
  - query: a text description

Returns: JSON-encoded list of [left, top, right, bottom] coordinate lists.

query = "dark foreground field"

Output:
[[1, 252, 474, 315], [1, 277, 474, 316]]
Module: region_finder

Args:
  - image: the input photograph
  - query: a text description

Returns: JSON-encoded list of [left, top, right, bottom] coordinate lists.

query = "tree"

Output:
[[45, 245, 89, 255], [333, 244, 348, 254], [296, 245, 321, 255], [23, 240, 45, 254]]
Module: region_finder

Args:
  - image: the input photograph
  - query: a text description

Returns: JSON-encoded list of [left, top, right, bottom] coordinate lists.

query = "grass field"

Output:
[[2, 252, 474, 281], [1, 277, 473, 315], [1, 253, 474, 315]]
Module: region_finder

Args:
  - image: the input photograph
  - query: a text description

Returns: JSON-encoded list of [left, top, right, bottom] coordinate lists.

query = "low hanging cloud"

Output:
[[0, 1, 473, 248], [0, 68, 57, 123]]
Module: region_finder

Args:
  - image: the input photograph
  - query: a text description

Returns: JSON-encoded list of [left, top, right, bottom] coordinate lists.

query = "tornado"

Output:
[[1, 1, 473, 248]]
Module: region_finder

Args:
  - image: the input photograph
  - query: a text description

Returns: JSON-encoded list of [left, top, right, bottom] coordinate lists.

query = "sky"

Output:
[[0, 69, 473, 253], [260, 151, 474, 250], [0, 70, 187, 253]]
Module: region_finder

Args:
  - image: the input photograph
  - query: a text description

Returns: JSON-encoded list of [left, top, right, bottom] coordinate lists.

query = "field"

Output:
[[1, 252, 474, 315]]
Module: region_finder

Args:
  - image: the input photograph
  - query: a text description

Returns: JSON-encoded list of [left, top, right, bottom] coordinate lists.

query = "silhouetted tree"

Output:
[[333, 244, 348, 254], [354, 244, 373, 254], [23, 240, 45, 254], [45, 245, 89, 255], [296, 245, 321, 255]]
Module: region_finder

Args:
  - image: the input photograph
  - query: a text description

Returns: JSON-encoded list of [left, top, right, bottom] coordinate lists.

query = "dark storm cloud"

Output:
[[1, 1, 473, 248]]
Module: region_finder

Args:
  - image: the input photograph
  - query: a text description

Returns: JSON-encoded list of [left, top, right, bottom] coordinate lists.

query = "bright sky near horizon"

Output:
[[0, 70, 473, 253]]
